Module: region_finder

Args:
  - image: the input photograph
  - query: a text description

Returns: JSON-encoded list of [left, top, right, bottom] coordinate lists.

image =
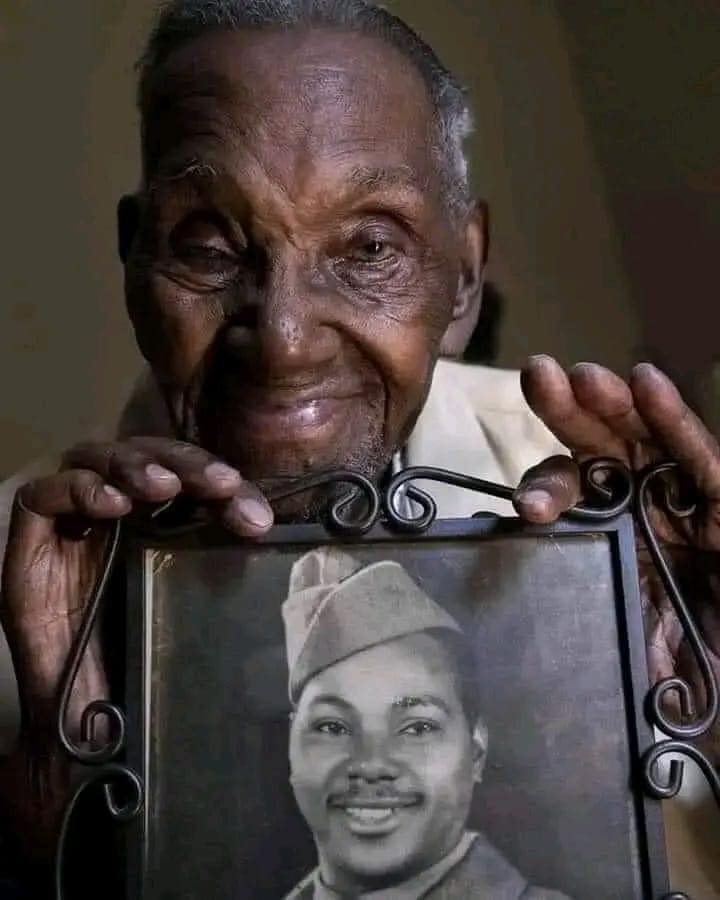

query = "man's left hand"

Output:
[[514, 355, 720, 744]]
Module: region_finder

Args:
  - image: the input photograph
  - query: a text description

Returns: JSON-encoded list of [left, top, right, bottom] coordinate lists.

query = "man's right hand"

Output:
[[0, 437, 273, 867]]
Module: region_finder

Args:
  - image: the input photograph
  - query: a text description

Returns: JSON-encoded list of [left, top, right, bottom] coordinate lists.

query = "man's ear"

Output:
[[471, 716, 489, 785], [117, 194, 141, 264], [439, 200, 489, 358]]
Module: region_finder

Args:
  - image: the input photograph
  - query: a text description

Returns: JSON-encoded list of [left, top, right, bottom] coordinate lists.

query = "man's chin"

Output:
[[324, 844, 422, 893]]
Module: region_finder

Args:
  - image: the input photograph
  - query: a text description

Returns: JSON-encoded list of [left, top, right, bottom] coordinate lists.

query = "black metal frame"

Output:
[[53, 460, 720, 900]]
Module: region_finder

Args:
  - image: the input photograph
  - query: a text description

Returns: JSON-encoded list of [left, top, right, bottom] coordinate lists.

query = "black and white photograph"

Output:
[[126, 521, 663, 899]]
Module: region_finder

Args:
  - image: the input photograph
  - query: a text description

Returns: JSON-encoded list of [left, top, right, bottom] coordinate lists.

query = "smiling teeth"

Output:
[[345, 807, 395, 823]]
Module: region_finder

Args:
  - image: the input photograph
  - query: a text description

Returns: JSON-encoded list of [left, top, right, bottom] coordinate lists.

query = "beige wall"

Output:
[[0, 1, 644, 477], [0, 2, 152, 478], [556, 0, 720, 418]]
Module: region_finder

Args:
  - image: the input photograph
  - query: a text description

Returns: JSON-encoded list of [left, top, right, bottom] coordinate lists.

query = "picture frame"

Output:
[[115, 511, 668, 899]]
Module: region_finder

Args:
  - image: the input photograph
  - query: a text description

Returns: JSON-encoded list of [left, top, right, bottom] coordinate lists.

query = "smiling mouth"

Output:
[[238, 397, 352, 431], [345, 807, 397, 825], [337, 806, 403, 836], [329, 797, 422, 835]]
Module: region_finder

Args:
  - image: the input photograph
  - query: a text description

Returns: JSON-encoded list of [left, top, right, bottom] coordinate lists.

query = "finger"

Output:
[[631, 364, 720, 499], [217, 480, 274, 537], [11, 471, 132, 544], [513, 455, 582, 524], [568, 363, 651, 444], [126, 437, 245, 499], [129, 438, 273, 526], [63, 440, 242, 502], [521, 356, 627, 459], [18, 471, 132, 519], [62, 442, 182, 502]]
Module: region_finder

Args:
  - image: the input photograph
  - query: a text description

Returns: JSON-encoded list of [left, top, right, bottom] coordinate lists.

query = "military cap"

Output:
[[282, 547, 462, 703]]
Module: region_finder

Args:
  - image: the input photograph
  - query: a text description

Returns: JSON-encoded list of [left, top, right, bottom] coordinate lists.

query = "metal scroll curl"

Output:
[[139, 469, 381, 538], [635, 460, 720, 896], [266, 469, 380, 536], [54, 763, 143, 898], [636, 462, 719, 741], [54, 518, 144, 899], [642, 739, 720, 805], [383, 456, 635, 532]]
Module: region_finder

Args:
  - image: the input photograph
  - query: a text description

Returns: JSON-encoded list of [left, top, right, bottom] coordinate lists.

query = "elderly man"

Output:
[[0, 0, 718, 895], [282, 548, 571, 899]]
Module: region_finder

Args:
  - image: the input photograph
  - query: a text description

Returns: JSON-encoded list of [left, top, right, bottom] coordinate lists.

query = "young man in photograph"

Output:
[[282, 548, 571, 899]]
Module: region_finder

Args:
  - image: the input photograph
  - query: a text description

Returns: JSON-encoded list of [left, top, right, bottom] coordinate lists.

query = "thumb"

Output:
[[513, 455, 582, 524]]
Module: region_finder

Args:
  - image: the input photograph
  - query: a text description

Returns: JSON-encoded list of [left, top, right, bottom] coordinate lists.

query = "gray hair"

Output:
[[138, 0, 474, 217]]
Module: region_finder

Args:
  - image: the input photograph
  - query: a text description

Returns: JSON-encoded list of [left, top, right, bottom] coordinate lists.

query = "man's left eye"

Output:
[[177, 244, 236, 264], [350, 239, 395, 264], [400, 721, 440, 736]]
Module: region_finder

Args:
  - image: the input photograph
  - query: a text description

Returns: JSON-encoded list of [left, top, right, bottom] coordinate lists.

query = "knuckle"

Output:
[[105, 445, 147, 482], [167, 439, 203, 459], [70, 471, 101, 508], [524, 455, 575, 483], [522, 457, 578, 499]]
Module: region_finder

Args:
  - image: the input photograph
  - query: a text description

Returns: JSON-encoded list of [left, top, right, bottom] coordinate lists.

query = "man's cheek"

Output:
[[290, 759, 334, 832], [416, 751, 469, 797], [378, 321, 440, 436], [127, 274, 225, 383]]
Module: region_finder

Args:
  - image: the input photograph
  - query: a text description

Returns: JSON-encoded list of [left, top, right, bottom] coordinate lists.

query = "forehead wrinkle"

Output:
[[145, 130, 431, 233], [146, 33, 439, 209], [148, 159, 219, 192]]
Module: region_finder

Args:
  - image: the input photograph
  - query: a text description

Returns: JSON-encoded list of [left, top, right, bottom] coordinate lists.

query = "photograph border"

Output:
[[122, 512, 670, 899]]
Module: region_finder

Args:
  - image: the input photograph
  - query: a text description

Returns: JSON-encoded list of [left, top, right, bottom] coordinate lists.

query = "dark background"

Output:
[[138, 531, 655, 899]]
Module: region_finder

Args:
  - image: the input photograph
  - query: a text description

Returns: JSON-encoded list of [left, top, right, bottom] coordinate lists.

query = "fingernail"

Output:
[[634, 362, 660, 378], [145, 464, 179, 483], [517, 489, 553, 509], [237, 498, 273, 529], [204, 462, 240, 484], [103, 485, 127, 501]]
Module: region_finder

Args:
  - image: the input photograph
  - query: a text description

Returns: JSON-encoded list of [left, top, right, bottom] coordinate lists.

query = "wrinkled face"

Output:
[[123, 28, 481, 506], [289, 634, 484, 892]]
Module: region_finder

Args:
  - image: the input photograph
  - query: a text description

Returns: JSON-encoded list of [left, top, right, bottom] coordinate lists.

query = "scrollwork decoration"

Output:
[[635, 462, 719, 741], [54, 520, 144, 899], [54, 763, 143, 898], [383, 457, 635, 533], [266, 470, 380, 536]]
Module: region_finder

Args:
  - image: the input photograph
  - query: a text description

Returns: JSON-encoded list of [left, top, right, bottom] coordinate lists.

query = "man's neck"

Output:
[[316, 830, 476, 898]]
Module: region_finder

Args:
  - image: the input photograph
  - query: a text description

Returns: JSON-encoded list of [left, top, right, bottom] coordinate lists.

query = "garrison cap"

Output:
[[282, 547, 461, 703]]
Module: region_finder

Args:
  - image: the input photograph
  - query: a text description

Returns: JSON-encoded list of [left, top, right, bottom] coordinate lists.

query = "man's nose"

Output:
[[347, 734, 401, 782], [225, 256, 341, 376]]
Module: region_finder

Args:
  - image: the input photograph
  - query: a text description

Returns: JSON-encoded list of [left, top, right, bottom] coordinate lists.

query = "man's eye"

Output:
[[400, 720, 440, 737], [350, 240, 395, 264], [176, 244, 237, 267], [314, 720, 350, 737]]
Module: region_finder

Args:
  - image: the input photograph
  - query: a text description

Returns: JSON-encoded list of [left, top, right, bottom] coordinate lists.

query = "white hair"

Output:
[[138, 0, 474, 217]]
